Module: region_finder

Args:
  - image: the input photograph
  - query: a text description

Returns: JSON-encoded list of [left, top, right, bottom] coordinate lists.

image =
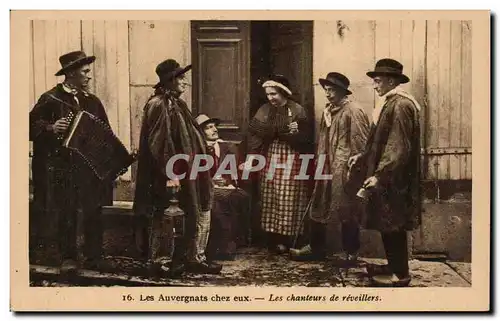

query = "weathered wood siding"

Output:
[[127, 20, 191, 181], [425, 20, 472, 180], [29, 20, 190, 184], [31, 20, 82, 106], [313, 20, 472, 180], [30, 20, 83, 183], [29, 20, 473, 198], [81, 20, 132, 180]]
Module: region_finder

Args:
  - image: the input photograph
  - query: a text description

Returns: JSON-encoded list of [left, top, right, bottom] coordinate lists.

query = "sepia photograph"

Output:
[[10, 9, 490, 312]]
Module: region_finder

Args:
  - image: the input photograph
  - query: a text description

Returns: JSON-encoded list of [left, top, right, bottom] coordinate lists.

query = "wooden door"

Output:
[[269, 21, 314, 121], [191, 21, 251, 142]]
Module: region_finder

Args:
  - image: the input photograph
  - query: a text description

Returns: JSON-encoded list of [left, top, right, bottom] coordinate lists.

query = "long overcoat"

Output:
[[362, 93, 421, 232], [133, 88, 213, 219], [309, 99, 370, 224], [29, 84, 113, 235]]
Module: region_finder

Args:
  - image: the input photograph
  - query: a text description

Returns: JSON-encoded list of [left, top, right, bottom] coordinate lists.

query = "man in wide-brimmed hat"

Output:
[[29, 51, 113, 273], [133, 59, 222, 276], [194, 114, 251, 261], [348, 58, 422, 287], [289, 72, 370, 263]]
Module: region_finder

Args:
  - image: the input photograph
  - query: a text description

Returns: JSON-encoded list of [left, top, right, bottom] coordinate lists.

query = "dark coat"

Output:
[[362, 93, 421, 232], [132, 89, 213, 218], [29, 84, 113, 219]]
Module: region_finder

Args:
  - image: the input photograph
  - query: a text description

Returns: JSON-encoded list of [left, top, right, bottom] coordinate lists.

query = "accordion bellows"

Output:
[[62, 111, 135, 181]]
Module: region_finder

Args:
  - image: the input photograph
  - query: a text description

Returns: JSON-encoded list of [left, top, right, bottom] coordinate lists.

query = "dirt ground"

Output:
[[30, 247, 471, 288]]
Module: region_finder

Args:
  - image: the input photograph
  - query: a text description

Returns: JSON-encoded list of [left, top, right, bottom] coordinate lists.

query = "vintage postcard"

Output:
[[11, 10, 490, 312]]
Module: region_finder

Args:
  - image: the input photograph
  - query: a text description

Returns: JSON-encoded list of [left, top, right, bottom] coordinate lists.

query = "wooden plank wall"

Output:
[[30, 20, 473, 186], [30, 20, 132, 180], [31, 20, 82, 106], [313, 20, 472, 181], [374, 20, 428, 177], [30, 20, 82, 182], [425, 21, 472, 180], [312, 20, 375, 125], [127, 20, 191, 181], [81, 20, 132, 179]]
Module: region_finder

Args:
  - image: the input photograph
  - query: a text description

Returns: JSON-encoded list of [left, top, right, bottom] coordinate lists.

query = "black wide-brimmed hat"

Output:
[[55, 51, 96, 76], [366, 58, 410, 84], [319, 72, 352, 95], [260, 74, 293, 96], [154, 59, 192, 89], [195, 114, 221, 128]]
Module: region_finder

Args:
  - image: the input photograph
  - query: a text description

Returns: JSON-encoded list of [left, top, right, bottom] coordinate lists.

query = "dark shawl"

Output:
[[309, 99, 370, 224], [362, 93, 421, 232], [29, 84, 113, 218], [247, 100, 312, 156], [133, 88, 213, 218], [243, 100, 314, 202]]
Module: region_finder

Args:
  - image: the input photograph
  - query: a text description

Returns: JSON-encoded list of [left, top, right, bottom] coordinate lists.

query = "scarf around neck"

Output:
[[323, 97, 350, 128], [62, 82, 89, 106], [372, 86, 422, 125]]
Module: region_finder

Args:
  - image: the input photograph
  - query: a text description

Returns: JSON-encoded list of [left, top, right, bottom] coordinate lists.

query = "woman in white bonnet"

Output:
[[243, 74, 312, 254]]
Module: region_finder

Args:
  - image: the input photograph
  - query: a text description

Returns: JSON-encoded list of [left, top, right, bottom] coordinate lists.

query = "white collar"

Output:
[[372, 86, 421, 125]]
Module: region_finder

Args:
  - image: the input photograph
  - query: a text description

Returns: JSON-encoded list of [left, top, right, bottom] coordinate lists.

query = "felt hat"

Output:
[[55, 51, 96, 76], [366, 58, 409, 84], [154, 59, 192, 89], [319, 72, 352, 95], [195, 114, 221, 128]]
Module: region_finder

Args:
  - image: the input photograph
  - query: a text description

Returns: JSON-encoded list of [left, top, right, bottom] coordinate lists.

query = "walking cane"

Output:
[[292, 196, 314, 249]]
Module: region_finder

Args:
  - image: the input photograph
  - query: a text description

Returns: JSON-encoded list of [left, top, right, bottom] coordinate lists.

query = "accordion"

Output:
[[62, 111, 135, 181]]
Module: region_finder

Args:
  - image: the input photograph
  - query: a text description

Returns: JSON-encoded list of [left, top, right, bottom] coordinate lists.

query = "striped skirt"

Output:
[[260, 139, 309, 236]]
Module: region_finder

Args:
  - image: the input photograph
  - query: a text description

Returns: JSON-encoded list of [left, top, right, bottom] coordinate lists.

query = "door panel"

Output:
[[269, 21, 314, 120], [191, 21, 250, 142]]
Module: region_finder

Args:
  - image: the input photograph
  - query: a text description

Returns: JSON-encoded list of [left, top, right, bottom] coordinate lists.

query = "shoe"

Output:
[[269, 244, 288, 255], [186, 261, 223, 274], [289, 244, 326, 261], [207, 261, 223, 272], [160, 263, 185, 279], [346, 252, 358, 262], [60, 259, 79, 274], [371, 273, 411, 287], [341, 252, 360, 268], [366, 264, 392, 276]]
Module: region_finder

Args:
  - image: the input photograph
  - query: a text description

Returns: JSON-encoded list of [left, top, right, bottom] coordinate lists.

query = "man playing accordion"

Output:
[[29, 51, 113, 273]]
